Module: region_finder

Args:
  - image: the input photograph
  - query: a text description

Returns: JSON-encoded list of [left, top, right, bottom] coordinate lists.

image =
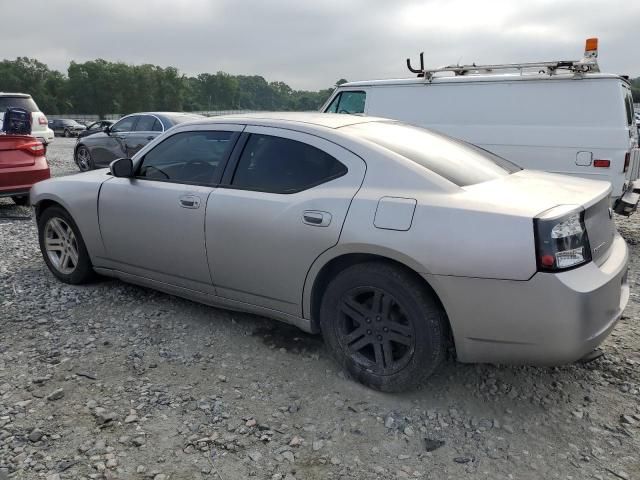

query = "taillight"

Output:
[[38, 116, 48, 126], [593, 159, 610, 168], [534, 207, 591, 272], [624, 151, 630, 172], [19, 141, 45, 156]]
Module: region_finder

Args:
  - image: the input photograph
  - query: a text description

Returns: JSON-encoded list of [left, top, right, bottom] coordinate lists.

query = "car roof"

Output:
[[183, 112, 391, 130], [339, 72, 626, 88], [0, 92, 31, 98]]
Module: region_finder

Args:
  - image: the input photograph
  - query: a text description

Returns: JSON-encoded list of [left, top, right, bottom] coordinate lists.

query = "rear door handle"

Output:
[[179, 195, 201, 209], [303, 210, 332, 227]]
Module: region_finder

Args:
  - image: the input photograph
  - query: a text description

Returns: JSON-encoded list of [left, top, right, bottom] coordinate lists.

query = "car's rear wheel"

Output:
[[11, 195, 29, 206], [38, 206, 94, 284], [320, 261, 447, 392], [75, 146, 93, 172]]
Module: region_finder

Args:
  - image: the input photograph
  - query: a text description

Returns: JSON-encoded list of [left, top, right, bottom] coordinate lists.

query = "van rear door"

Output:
[[622, 83, 640, 181]]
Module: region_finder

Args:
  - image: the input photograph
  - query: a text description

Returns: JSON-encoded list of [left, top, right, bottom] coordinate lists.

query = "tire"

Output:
[[64, 129, 70, 138], [11, 195, 29, 206], [75, 145, 94, 172], [37, 205, 95, 284], [320, 261, 447, 392]]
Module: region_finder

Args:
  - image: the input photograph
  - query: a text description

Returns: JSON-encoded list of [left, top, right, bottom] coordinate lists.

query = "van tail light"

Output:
[[624, 152, 630, 172], [38, 116, 48, 126], [593, 159, 610, 168], [19, 141, 45, 157], [534, 207, 591, 272]]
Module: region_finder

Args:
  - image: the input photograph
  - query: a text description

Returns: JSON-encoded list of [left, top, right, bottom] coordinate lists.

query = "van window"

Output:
[[325, 91, 366, 114], [346, 121, 520, 187], [623, 86, 634, 126]]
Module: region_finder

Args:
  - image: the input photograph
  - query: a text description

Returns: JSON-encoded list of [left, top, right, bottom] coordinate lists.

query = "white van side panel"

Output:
[[363, 78, 632, 198]]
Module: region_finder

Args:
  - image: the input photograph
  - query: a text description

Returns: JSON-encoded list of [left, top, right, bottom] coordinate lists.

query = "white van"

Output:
[[322, 39, 640, 215]]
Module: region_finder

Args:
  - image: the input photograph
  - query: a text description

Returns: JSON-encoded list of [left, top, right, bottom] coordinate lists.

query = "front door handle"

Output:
[[303, 210, 332, 227], [179, 195, 201, 209]]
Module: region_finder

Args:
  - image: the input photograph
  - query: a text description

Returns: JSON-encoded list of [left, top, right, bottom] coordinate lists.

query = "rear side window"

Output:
[[232, 134, 347, 193], [346, 122, 520, 187], [0, 96, 39, 112], [325, 91, 366, 114], [134, 115, 158, 131], [138, 130, 236, 185]]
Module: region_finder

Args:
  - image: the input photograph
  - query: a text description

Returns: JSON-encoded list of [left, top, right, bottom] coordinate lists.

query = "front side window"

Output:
[[325, 91, 366, 114], [231, 134, 347, 193], [137, 130, 236, 185], [111, 116, 137, 133]]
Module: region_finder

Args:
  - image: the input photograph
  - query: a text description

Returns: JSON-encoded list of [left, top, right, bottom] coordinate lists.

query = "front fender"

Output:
[[31, 171, 110, 261]]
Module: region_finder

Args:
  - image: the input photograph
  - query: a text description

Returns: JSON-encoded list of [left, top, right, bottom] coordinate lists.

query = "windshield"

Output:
[[0, 96, 39, 113], [346, 121, 521, 187]]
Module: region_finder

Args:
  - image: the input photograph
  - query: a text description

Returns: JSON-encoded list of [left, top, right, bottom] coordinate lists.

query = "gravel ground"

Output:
[[1, 138, 639, 480]]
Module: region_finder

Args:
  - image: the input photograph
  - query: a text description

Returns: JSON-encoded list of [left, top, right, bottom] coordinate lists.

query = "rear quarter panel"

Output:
[[30, 171, 109, 260]]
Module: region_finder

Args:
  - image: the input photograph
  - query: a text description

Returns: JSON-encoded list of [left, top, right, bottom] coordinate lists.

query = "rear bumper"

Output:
[[614, 179, 640, 216], [0, 157, 51, 197], [428, 233, 629, 365]]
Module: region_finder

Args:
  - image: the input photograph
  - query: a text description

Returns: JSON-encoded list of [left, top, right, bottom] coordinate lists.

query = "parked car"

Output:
[[0, 93, 54, 148], [322, 38, 640, 215], [77, 120, 115, 139], [73, 112, 203, 171], [0, 135, 49, 205], [49, 119, 87, 137], [31, 113, 629, 391]]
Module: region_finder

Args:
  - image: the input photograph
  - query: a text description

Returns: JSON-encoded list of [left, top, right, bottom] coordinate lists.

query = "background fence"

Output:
[[46, 110, 263, 123]]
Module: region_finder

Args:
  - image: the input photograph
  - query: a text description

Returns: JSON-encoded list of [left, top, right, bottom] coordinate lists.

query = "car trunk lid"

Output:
[[462, 170, 615, 264], [0, 135, 41, 168]]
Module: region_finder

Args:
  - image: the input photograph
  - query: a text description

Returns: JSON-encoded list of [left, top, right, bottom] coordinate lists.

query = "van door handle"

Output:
[[179, 195, 201, 209], [303, 210, 332, 227]]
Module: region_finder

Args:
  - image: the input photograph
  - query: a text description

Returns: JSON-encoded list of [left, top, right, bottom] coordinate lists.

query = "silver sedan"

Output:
[[31, 113, 629, 391]]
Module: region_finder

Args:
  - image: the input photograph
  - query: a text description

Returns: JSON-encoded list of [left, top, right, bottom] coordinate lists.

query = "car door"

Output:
[[91, 115, 138, 167], [98, 125, 243, 293], [125, 115, 164, 157], [205, 126, 366, 316]]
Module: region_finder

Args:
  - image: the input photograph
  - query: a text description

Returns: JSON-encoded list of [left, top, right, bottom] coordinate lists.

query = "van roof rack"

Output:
[[406, 38, 600, 81]]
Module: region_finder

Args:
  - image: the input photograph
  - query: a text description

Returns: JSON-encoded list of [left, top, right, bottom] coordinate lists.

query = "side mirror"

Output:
[[104, 125, 111, 134], [110, 158, 133, 178]]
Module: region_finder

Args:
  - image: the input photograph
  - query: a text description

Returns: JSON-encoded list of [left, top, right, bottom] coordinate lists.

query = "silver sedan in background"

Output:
[[31, 113, 629, 391]]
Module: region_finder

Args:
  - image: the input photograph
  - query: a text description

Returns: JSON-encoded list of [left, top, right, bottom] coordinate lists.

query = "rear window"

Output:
[[0, 96, 39, 113], [346, 122, 520, 187]]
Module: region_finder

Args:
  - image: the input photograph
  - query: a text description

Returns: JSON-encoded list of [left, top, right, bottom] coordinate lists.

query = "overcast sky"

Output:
[[0, 0, 638, 90]]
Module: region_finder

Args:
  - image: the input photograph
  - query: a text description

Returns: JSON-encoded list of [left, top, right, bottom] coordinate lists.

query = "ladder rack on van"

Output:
[[406, 38, 601, 81]]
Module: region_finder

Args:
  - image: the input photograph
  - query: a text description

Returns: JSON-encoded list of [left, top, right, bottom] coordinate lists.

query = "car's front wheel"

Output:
[[320, 262, 447, 392], [75, 146, 94, 172], [38, 206, 94, 284], [63, 129, 70, 137]]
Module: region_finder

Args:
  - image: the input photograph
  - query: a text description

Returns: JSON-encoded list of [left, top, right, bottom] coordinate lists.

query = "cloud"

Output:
[[0, 0, 637, 90]]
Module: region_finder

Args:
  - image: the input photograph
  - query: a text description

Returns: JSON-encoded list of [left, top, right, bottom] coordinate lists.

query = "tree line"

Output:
[[0, 57, 638, 119], [0, 57, 344, 117]]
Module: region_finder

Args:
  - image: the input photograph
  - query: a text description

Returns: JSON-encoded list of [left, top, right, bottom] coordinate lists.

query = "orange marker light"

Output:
[[585, 38, 598, 52]]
